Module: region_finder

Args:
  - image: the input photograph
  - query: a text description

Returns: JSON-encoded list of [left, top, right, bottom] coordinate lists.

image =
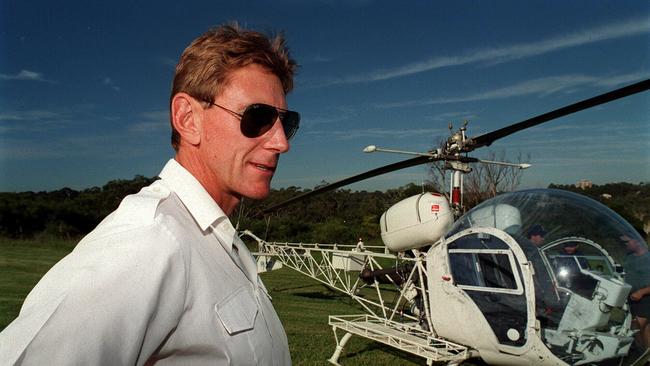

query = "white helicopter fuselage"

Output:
[[427, 226, 565, 365], [250, 189, 641, 365], [380, 192, 566, 364], [385, 190, 638, 365]]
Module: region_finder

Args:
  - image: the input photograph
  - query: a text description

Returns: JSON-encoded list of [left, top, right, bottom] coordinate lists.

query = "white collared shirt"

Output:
[[0, 159, 290, 366]]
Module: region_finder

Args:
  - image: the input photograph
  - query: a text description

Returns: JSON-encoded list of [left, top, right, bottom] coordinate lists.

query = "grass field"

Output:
[[0, 237, 427, 365]]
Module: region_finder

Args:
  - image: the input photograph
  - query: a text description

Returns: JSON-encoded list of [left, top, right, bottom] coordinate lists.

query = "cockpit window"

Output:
[[543, 237, 617, 278], [447, 231, 528, 347], [448, 232, 522, 294], [546, 254, 599, 299], [450, 250, 519, 291]]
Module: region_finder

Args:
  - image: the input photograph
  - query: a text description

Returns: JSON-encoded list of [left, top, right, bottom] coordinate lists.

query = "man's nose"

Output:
[[265, 119, 290, 153]]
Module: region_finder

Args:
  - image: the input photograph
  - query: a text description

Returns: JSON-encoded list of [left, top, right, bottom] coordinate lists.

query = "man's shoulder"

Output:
[[113, 180, 172, 225], [640, 252, 650, 267], [79, 180, 187, 247], [629, 251, 650, 260], [625, 251, 650, 269]]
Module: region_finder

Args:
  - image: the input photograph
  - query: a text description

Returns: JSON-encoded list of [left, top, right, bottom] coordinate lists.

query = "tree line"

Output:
[[547, 182, 650, 237], [0, 176, 157, 239], [1, 176, 647, 243]]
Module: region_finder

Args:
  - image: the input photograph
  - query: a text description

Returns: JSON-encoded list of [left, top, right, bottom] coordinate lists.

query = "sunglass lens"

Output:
[[280, 111, 300, 140], [241, 104, 278, 138], [240, 104, 300, 140]]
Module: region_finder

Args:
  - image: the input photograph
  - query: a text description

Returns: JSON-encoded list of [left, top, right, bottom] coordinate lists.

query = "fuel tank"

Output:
[[380, 192, 453, 252]]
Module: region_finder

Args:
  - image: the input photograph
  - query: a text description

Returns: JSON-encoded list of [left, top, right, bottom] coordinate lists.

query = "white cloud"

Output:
[[304, 114, 350, 126], [593, 71, 650, 87], [0, 142, 67, 159], [306, 127, 447, 140], [0, 110, 61, 121], [140, 110, 169, 121], [430, 111, 478, 123], [102, 77, 121, 92], [379, 71, 650, 108], [15, 70, 41, 80], [0, 106, 127, 135], [0, 69, 54, 83], [313, 18, 650, 87], [0, 110, 68, 134], [0, 128, 170, 161], [160, 56, 177, 68], [305, 55, 333, 64], [128, 121, 169, 133], [127, 110, 170, 133]]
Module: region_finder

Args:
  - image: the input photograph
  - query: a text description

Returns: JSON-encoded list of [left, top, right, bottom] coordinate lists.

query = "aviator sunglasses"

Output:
[[204, 100, 300, 141]]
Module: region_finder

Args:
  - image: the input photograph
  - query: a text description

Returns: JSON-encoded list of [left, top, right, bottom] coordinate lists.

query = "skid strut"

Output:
[[328, 328, 353, 366]]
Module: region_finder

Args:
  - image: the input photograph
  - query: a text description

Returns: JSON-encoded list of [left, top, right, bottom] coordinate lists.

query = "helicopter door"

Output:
[[445, 228, 532, 348]]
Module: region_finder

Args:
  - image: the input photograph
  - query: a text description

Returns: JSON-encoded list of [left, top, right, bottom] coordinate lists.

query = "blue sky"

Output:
[[1, 1, 649, 193]]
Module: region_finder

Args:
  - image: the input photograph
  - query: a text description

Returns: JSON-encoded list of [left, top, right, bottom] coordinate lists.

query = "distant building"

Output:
[[576, 179, 592, 189], [600, 193, 612, 200]]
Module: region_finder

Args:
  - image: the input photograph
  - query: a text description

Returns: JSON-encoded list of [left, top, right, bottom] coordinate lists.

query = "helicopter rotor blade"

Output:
[[259, 156, 429, 215], [257, 79, 650, 216], [259, 154, 478, 215], [467, 78, 650, 150]]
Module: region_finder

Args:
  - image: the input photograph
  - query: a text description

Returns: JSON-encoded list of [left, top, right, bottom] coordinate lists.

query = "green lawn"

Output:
[[0, 237, 426, 365], [0, 237, 77, 328]]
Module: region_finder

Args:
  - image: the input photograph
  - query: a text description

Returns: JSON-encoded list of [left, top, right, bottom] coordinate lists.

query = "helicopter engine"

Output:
[[380, 192, 454, 252]]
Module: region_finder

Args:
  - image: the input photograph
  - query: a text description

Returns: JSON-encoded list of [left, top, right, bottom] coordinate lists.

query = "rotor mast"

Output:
[[446, 121, 471, 217]]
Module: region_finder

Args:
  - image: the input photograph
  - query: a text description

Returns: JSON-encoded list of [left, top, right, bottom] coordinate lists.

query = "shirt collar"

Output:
[[158, 159, 231, 234]]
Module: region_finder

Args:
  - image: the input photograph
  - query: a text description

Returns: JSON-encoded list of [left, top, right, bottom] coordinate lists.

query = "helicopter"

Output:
[[240, 79, 650, 366]]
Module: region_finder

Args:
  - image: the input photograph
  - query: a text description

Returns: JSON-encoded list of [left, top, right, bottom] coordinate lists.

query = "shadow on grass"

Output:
[[341, 341, 487, 366], [272, 284, 318, 292], [293, 291, 347, 300], [341, 341, 427, 365]]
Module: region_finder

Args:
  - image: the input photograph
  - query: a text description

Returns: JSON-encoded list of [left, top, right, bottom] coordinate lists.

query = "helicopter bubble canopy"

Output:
[[448, 188, 647, 261], [445, 189, 647, 365]]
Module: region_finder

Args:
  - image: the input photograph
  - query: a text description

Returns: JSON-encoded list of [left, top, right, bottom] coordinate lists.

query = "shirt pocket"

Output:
[[214, 285, 259, 335]]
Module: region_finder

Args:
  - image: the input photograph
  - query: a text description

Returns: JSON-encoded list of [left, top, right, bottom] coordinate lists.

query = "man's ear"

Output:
[[171, 93, 202, 146]]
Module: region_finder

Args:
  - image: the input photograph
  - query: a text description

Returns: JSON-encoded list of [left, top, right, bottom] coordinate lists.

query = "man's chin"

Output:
[[242, 186, 271, 200]]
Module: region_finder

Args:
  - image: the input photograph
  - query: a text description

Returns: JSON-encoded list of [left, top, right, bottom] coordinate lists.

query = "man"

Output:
[[561, 242, 579, 255], [621, 233, 650, 349], [521, 224, 560, 325], [560, 242, 589, 268], [527, 224, 546, 247], [0, 24, 298, 365], [355, 237, 365, 251]]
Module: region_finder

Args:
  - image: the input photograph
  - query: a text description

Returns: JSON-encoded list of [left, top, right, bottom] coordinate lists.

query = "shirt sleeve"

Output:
[[0, 221, 188, 366]]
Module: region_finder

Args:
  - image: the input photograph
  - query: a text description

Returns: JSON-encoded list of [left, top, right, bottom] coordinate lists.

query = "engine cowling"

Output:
[[380, 192, 453, 252]]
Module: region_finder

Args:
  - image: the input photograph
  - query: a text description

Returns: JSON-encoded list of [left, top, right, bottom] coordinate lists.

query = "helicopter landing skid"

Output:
[[327, 314, 472, 365]]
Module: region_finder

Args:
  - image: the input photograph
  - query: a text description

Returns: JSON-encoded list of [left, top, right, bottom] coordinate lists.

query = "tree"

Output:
[[465, 150, 530, 207], [427, 150, 530, 210]]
